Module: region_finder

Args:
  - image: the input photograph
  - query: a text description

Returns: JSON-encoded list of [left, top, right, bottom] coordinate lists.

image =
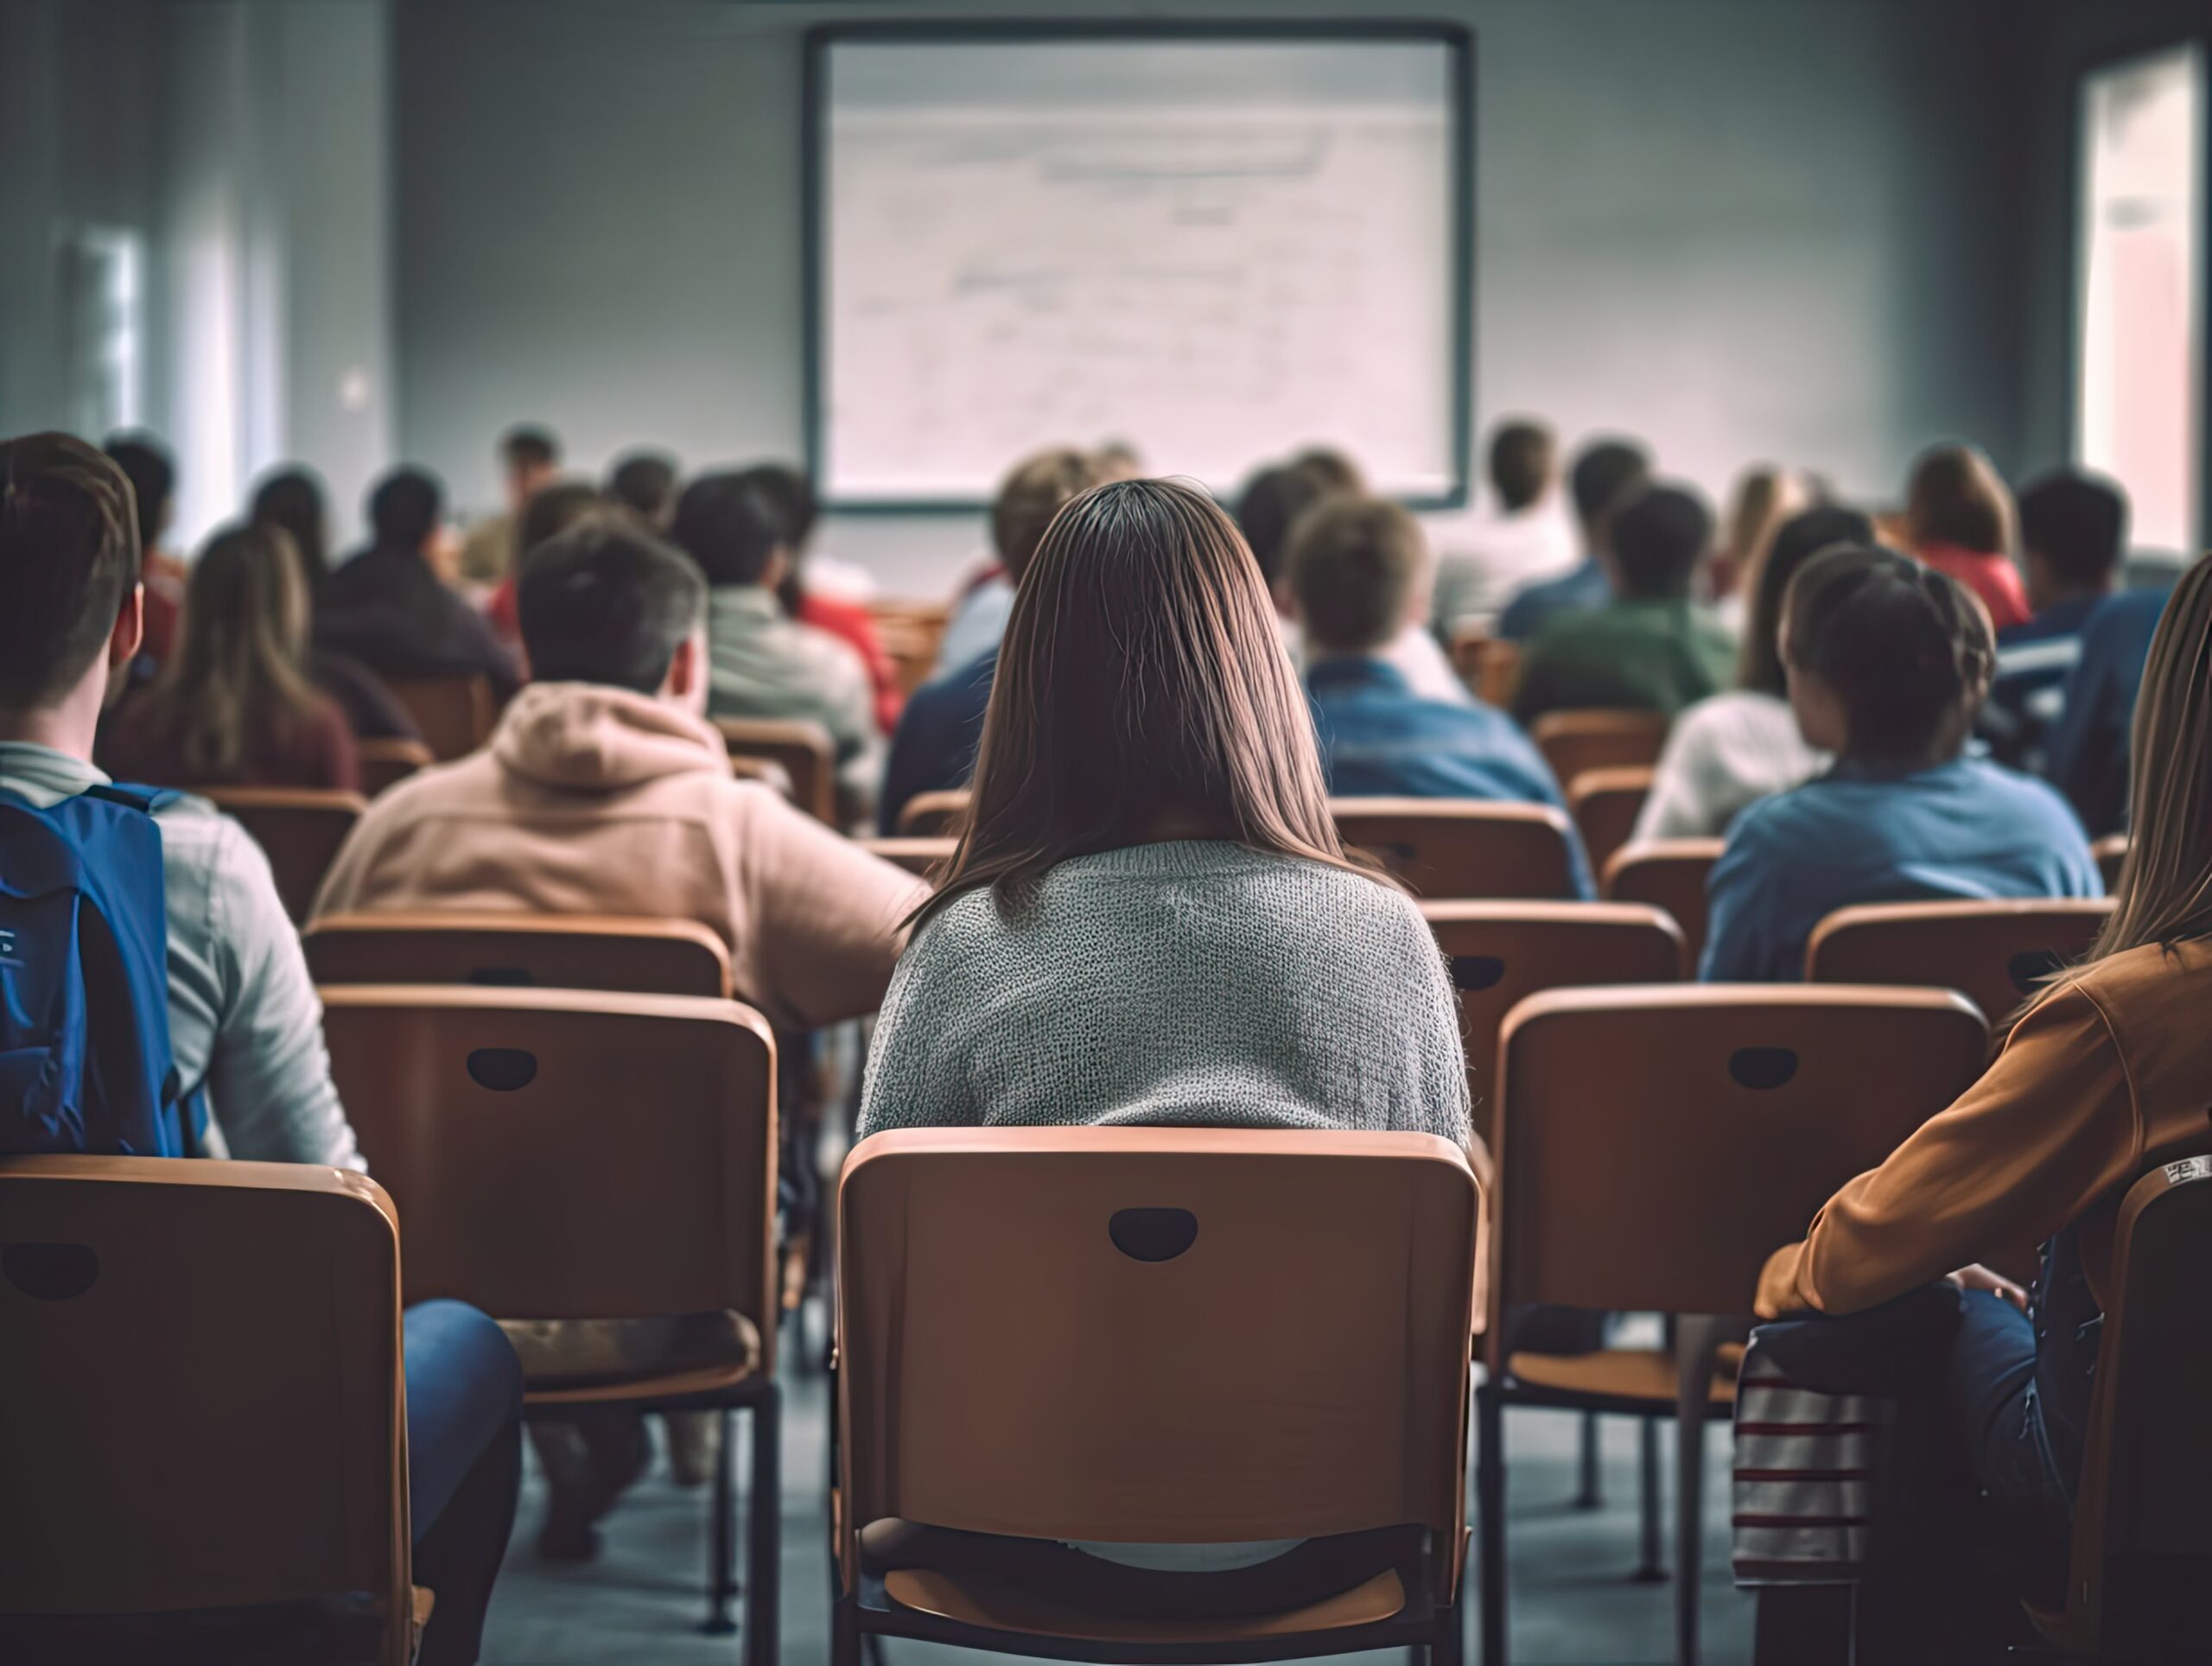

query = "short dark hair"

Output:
[[1488, 420, 1555, 513], [1287, 496, 1425, 654], [0, 432, 140, 709], [517, 480, 605, 568], [499, 424, 560, 474], [671, 471, 785, 588], [2018, 469, 2128, 590], [1785, 544, 1995, 762], [1608, 483, 1713, 601], [1568, 437, 1652, 531], [251, 467, 329, 585], [518, 518, 704, 695], [736, 462, 819, 551], [1738, 504, 1877, 696], [103, 431, 175, 549], [607, 451, 679, 522], [1235, 460, 1339, 592], [367, 467, 443, 551]]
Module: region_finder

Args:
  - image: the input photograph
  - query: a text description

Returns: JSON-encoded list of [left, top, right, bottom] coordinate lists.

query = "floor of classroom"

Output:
[[481, 1317, 1756, 1665]]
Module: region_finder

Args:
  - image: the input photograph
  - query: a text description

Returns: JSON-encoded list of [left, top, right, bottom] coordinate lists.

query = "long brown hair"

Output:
[[1905, 443, 2017, 556], [143, 523, 327, 781], [912, 477, 1376, 933]]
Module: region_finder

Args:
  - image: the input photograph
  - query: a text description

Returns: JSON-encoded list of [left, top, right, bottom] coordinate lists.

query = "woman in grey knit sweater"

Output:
[[857, 476, 1469, 1149]]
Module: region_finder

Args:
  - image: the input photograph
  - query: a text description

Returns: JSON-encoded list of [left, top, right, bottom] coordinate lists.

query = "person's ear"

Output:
[[761, 545, 792, 592], [109, 582, 145, 668]]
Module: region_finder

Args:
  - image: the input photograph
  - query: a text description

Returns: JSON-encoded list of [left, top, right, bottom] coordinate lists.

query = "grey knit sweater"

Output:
[[856, 840, 1470, 1146]]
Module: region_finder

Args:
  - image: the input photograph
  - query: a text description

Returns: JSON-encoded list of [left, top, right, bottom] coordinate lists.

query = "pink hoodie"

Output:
[[312, 682, 926, 1030]]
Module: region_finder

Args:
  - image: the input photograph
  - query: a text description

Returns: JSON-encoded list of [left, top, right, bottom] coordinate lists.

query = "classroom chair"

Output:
[[895, 789, 973, 839], [320, 987, 781, 1664], [305, 912, 732, 997], [1449, 622, 1521, 708], [196, 785, 367, 923], [832, 1127, 1482, 1663], [1332, 798, 1580, 900], [2023, 1155, 2212, 1661], [1481, 985, 1990, 1666], [716, 716, 838, 823], [1806, 898, 2116, 1030], [384, 675, 496, 762], [1529, 709, 1671, 792], [357, 736, 435, 798], [0, 1154, 417, 1664], [859, 836, 957, 878], [868, 599, 954, 698], [1566, 766, 1655, 881], [1603, 838, 1727, 968], [2094, 833, 2129, 893], [728, 753, 797, 798]]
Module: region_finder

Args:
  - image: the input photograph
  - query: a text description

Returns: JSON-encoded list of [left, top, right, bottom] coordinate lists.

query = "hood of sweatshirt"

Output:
[[491, 681, 727, 792]]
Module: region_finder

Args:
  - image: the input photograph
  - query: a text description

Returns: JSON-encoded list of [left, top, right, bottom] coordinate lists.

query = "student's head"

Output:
[[1737, 505, 1877, 696], [1904, 443, 2015, 556], [103, 431, 175, 552], [250, 467, 329, 587], [2018, 469, 2127, 612], [991, 448, 1116, 588], [735, 462, 818, 554], [671, 471, 787, 590], [606, 450, 679, 529], [1488, 419, 1556, 514], [1289, 448, 1366, 496], [1719, 465, 1815, 575], [1234, 457, 1348, 601], [1287, 496, 1428, 656], [2088, 556, 2212, 963], [150, 524, 322, 779], [1782, 544, 1994, 766], [516, 480, 605, 571], [499, 424, 561, 510], [367, 467, 444, 556], [518, 518, 708, 710], [1605, 483, 1713, 601], [1567, 436, 1653, 554], [917, 477, 1371, 932], [0, 432, 143, 734]]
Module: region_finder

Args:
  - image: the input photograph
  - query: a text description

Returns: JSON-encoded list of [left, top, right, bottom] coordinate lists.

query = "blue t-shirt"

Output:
[[1306, 656, 1595, 899], [1700, 756, 2101, 982], [2047, 585, 2175, 837], [1497, 558, 1610, 643], [1980, 595, 2103, 770], [878, 647, 996, 835]]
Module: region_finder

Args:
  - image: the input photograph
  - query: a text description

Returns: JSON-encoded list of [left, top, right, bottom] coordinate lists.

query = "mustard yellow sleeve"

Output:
[[1755, 985, 2139, 1319]]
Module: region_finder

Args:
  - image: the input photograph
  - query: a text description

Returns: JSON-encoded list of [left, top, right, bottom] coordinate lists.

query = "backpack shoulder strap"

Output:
[[82, 782, 182, 817]]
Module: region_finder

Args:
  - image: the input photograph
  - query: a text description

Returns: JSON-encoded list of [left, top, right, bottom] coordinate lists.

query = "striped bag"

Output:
[[1732, 1329, 1894, 1587]]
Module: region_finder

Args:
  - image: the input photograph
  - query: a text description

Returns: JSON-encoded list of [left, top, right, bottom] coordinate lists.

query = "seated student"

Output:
[[1511, 483, 1736, 724], [606, 448, 678, 530], [0, 433, 519, 1666], [1903, 442, 2030, 632], [103, 524, 361, 792], [1702, 545, 2101, 982], [104, 431, 186, 668], [671, 470, 881, 798], [1980, 469, 2127, 770], [457, 423, 561, 586], [1496, 436, 1651, 641], [1290, 494, 1593, 898], [741, 461, 904, 734], [931, 448, 1112, 678], [878, 448, 1116, 833], [317, 467, 520, 699], [483, 477, 603, 652], [860, 476, 1469, 1145], [2046, 575, 2180, 837], [1431, 417, 1580, 632], [1750, 553, 2212, 1649], [1710, 463, 1815, 625], [1631, 504, 1869, 841]]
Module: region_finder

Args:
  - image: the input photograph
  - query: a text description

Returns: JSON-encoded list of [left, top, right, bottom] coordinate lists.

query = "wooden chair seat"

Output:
[[0, 1588, 435, 1665], [500, 1308, 761, 1392], [880, 1565, 1410, 1644], [1504, 1346, 1742, 1409]]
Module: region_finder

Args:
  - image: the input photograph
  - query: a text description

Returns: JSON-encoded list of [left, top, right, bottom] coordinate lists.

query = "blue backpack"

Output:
[[0, 784, 202, 1157]]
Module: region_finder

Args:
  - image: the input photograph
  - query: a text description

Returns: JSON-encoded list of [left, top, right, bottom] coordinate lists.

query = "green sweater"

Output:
[[1512, 599, 1738, 724]]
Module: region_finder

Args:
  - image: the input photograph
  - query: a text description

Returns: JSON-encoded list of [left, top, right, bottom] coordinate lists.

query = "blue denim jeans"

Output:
[[404, 1300, 523, 1665]]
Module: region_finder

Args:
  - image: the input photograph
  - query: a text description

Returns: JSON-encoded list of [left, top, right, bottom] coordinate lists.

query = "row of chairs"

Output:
[[10, 957, 2197, 1663]]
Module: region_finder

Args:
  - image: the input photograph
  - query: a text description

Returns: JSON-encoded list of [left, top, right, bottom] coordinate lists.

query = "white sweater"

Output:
[[1631, 690, 1831, 843], [857, 839, 1470, 1146]]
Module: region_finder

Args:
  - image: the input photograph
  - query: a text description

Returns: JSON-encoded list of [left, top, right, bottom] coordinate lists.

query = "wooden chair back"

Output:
[[1484, 986, 1988, 1355], [1529, 709, 1670, 790], [355, 736, 434, 798], [196, 786, 366, 923], [716, 717, 837, 823], [2094, 834, 2129, 893], [305, 912, 731, 997], [1332, 798, 1579, 900], [319, 987, 778, 1370], [1566, 766, 1654, 881], [0, 1155, 410, 1662], [836, 1128, 1479, 1595], [1806, 899, 2116, 1028], [1603, 838, 1726, 967], [858, 837, 956, 879], [895, 790, 973, 839], [1449, 623, 1522, 708], [384, 675, 495, 762], [868, 601, 953, 699]]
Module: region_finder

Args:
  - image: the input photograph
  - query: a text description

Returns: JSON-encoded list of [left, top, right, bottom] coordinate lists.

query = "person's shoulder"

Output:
[[1965, 757, 2088, 831], [1722, 772, 1828, 850]]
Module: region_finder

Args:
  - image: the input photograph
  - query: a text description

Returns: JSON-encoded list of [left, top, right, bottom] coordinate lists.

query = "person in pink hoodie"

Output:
[[312, 512, 925, 1553]]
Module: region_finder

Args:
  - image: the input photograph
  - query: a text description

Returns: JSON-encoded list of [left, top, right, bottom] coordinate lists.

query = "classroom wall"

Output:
[[391, 0, 2032, 593]]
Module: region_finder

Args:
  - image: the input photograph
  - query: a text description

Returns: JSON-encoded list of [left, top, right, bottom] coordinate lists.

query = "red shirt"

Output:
[[798, 591, 901, 734], [1917, 543, 2030, 633]]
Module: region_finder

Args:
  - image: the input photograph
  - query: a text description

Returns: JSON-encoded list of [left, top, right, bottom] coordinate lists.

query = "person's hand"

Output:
[[1948, 1263, 2030, 1313]]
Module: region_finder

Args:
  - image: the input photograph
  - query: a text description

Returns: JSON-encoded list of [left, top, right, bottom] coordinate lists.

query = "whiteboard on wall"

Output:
[[806, 27, 1471, 508]]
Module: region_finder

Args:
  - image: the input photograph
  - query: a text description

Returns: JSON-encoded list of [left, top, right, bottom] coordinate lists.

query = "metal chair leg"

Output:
[[703, 1405, 737, 1634], [1573, 1411, 1604, 1509], [1673, 1313, 1738, 1666], [1631, 1416, 1666, 1582], [746, 1387, 781, 1666], [1477, 1383, 1508, 1666]]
